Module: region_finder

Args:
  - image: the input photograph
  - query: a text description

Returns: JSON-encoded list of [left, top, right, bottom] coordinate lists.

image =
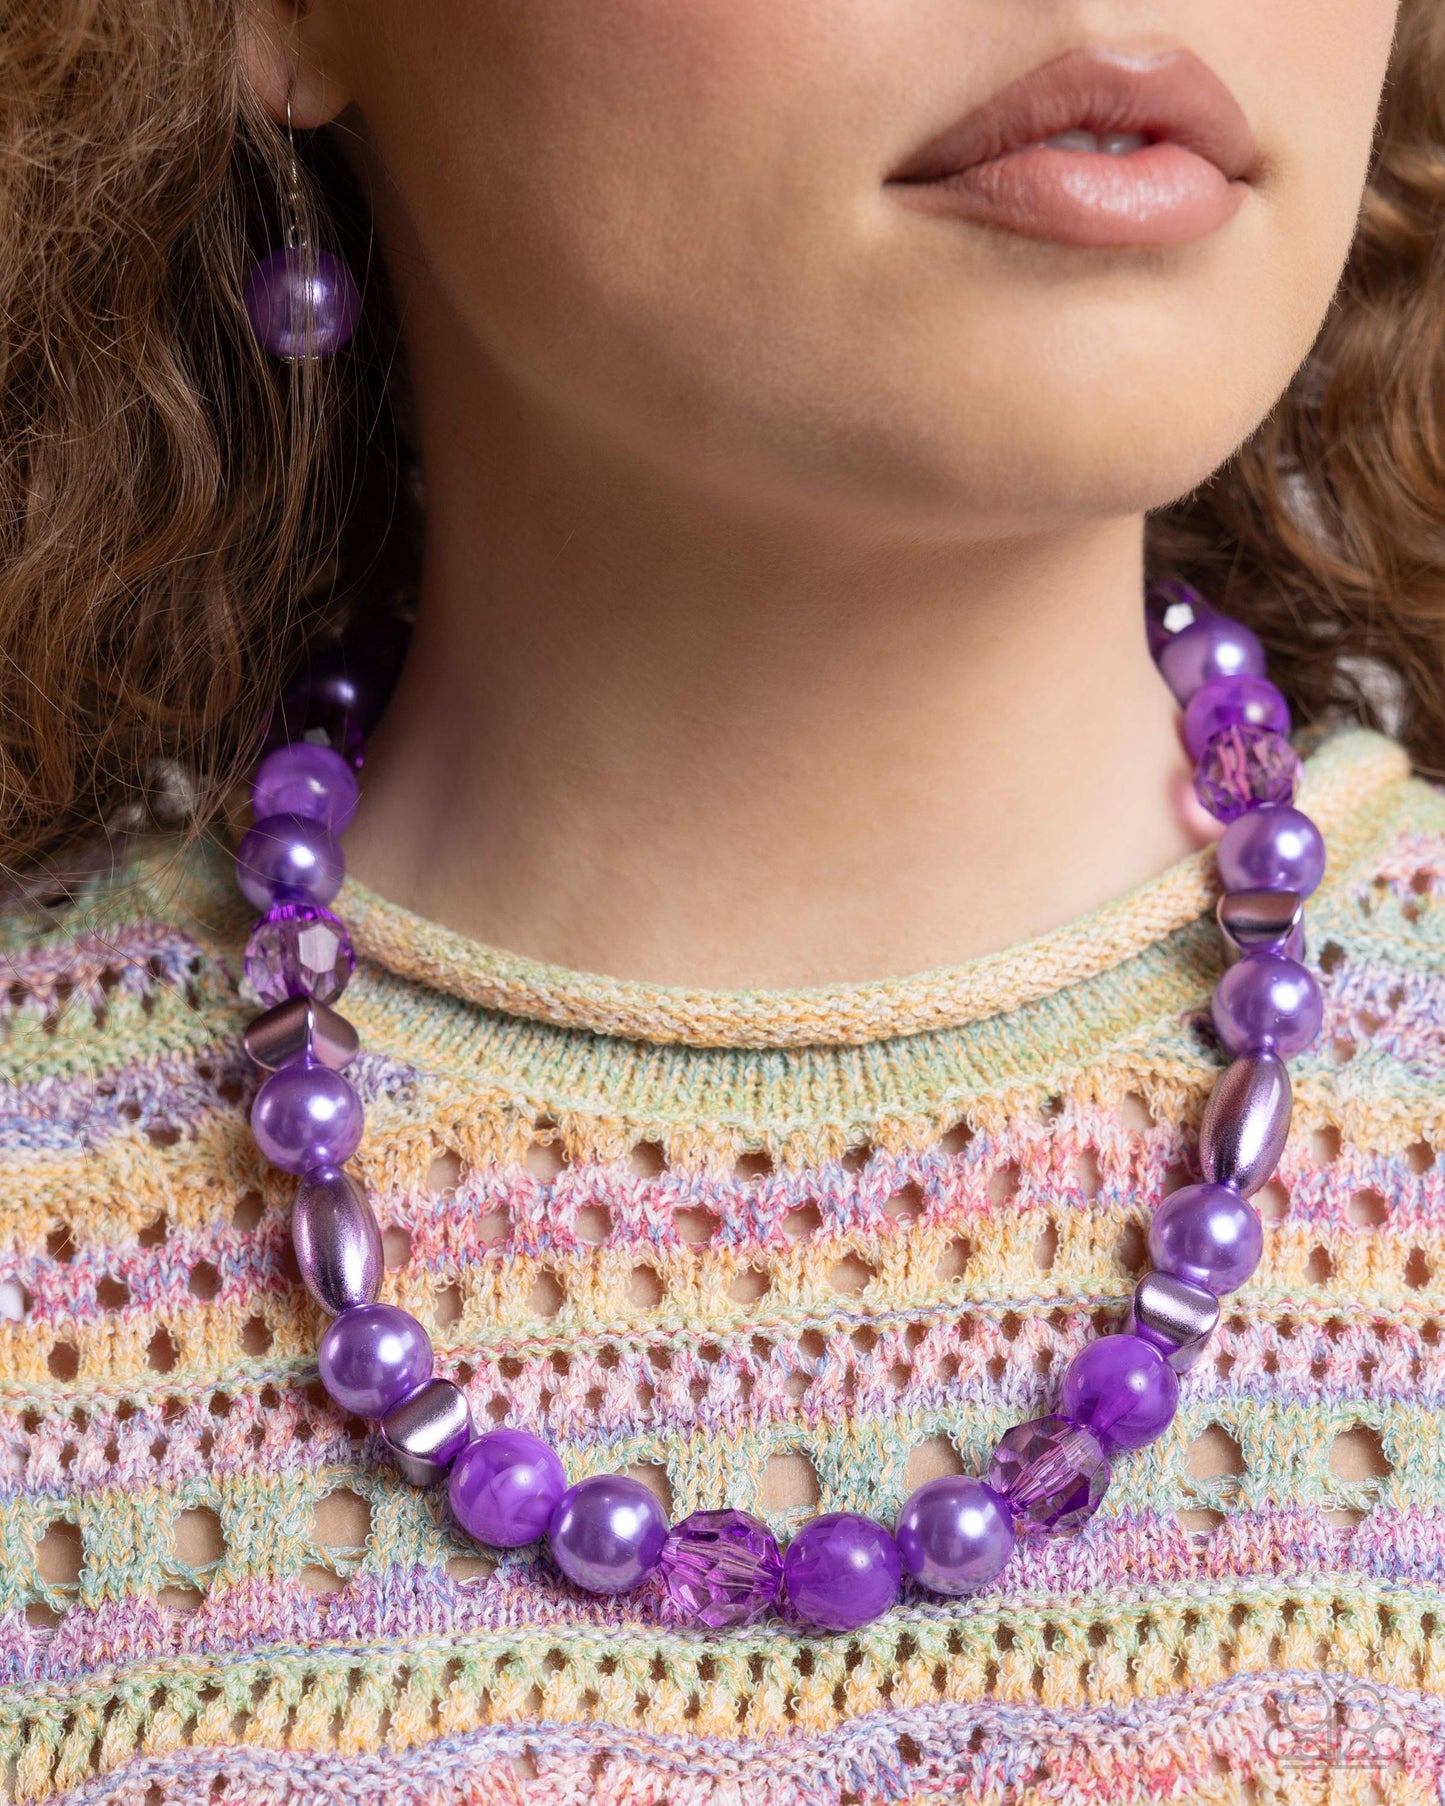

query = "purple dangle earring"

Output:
[[243, 85, 360, 362]]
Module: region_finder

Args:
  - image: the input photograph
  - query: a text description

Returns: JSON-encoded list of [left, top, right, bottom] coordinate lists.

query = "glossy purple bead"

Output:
[[244, 247, 360, 360], [250, 1056, 363, 1174], [1148, 1181, 1263, 1294], [1212, 953, 1323, 1058], [987, 1416, 1110, 1537], [318, 1302, 432, 1418], [1217, 805, 1325, 899], [293, 1165, 382, 1314], [1193, 725, 1301, 824], [781, 1512, 901, 1632], [895, 1478, 1014, 1597], [236, 812, 344, 912], [1156, 612, 1267, 707], [547, 1476, 668, 1595], [244, 903, 355, 1007], [658, 1509, 783, 1628], [1060, 1333, 1179, 1452], [252, 742, 359, 835], [1183, 674, 1290, 761], [449, 1429, 567, 1547]]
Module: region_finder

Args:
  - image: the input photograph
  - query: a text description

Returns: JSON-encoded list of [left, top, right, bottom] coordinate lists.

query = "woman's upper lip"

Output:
[[887, 46, 1260, 187]]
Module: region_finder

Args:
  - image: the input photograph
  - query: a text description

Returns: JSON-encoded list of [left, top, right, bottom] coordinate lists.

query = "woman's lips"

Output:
[[887, 47, 1260, 249]]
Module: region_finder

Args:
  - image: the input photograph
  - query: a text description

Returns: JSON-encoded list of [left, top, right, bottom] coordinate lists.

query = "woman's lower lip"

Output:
[[888, 142, 1244, 249]]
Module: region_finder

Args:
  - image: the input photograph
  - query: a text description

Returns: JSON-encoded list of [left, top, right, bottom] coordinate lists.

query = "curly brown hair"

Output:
[[1, 1, 1443, 880]]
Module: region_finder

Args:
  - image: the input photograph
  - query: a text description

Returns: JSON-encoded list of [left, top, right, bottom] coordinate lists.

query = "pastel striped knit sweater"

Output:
[[3, 724, 1444, 1806]]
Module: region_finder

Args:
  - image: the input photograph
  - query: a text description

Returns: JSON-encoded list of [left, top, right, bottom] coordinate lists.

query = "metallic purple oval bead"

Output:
[[895, 1478, 1014, 1597], [1199, 1051, 1292, 1194], [1148, 1181, 1263, 1294], [244, 903, 355, 1007], [1193, 725, 1300, 823], [1059, 1333, 1179, 1452], [236, 812, 344, 912], [243, 994, 358, 1072], [252, 742, 359, 834], [1217, 805, 1325, 899], [318, 1302, 432, 1418], [658, 1509, 782, 1628], [251, 1058, 363, 1175], [449, 1429, 567, 1548], [781, 1513, 901, 1633], [244, 247, 360, 360], [987, 1416, 1110, 1537], [1156, 612, 1266, 706], [547, 1475, 668, 1595], [1128, 1271, 1221, 1374], [1212, 953, 1323, 1058], [1183, 674, 1290, 761], [292, 1165, 382, 1314], [382, 1377, 472, 1485]]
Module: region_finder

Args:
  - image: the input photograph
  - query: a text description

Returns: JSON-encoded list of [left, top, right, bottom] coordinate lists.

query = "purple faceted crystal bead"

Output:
[[1149, 1181, 1263, 1294], [244, 247, 360, 360], [318, 1302, 432, 1418], [1144, 579, 1210, 658], [449, 1429, 567, 1547], [987, 1415, 1111, 1537], [1193, 725, 1300, 824], [1217, 805, 1325, 899], [236, 812, 344, 912], [658, 1509, 783, 1628], [1156, 612, 1267, 707], [1183, 674, 1291, 761], [1059, 1333, 1179, 1452], [250, 1056, 363, 1174], [244, 903, 355, 1007], [781, 1513, 901, 1633], [895, 1478, 1015, 1597], [1212, 952, 1323, 1058], [547, 1475, 668, 1595], [252, 742, 359, 835]]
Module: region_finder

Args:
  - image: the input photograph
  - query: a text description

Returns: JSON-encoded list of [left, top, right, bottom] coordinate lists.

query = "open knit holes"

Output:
[[1179, 1425, 1246, 1537], [160, 1507, 225, 1609], [1326, 1424, 1393, 1529], [304, 1488, 372, 1593], [28, 1518, 83, 1627]]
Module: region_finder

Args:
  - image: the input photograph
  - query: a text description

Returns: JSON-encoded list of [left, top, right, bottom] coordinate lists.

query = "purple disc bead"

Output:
[[1212, 952, 1323, 1058], [1183, 674, 1291, 761], [236, 812, 344, 912], [253, 742, 359, 835], [449, 1429, 567, 1548], [1157, 612, 1267, 707], [1059, 1333, 1180, 1452], [658, 1509, 783, 1628], [1216, 805, 1325, 899], [895, 1478, 1014, 1597], [547, 1476, 668, 1595], [250, 1056, 363, 1174], [1149, 1181, 1263, 1294], [244, 247, 360, 360], [318, 1302, 432, 1418], [987, 1415, 1110, 1537], [1193, 724, 1301, 824], [244, 903, 355, 1007], [781, 1513, 901, 1633]]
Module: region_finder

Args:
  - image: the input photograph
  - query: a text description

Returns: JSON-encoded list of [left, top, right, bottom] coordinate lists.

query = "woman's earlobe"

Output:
[[239, 2, 352, 129]]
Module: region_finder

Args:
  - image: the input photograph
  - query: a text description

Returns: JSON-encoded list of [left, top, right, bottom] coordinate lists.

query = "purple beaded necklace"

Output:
[[234, 583, 1323, 1636]]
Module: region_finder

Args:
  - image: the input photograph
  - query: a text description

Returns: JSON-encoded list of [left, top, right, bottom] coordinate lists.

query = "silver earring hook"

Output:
[[283, 78, 307, 251]]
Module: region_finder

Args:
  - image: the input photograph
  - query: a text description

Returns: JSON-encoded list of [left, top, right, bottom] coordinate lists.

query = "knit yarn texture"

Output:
[[2, 725, 1443, 1805]]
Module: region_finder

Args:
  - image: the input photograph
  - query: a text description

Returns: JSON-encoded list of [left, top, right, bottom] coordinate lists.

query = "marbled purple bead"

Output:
[[1183, 674, 1291, 761], [318, 1302, 432, 1418], [1059, 1333, 1179, 1452], [895, 1478, 1014, 1597], [658, 1509, 783, 1628], [1212, 952, 1323, 1058], [1157, 612, 1267, 707], [250, 1056, 363, 1174], [987, 1415, 1110, 1537], [1193, 725, 1301, 824], [244, 903, 355, 1007], [781, 1513, 901, 1633], [547, 1476, 668, 1595], [244, 247, 360, 360], [449, 1430, 567, 1548], [1148, 1181, 1263, 1294], [252, 742, 359, 835], [236, 812, 344, 912], [1217, 805, 1325, 899]]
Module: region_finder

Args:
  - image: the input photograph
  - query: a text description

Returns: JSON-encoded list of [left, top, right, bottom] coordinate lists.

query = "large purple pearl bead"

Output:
[[449, 1430, 567, 1548], [1217, 805, 1325, 899], [1184, 675, 1291, 761], [236, 812, 344, 912], [244, 247, 361, 360], [250, 1057, 363, 1174], [1059, 1333, 1179, 1451], [1157, 612, 1267, 707], [252, 743, 360, 835], [781, 1513, 901, 1633], [318, 1302, 432, 1417], [1212, 953, 1323, 1058], [1149, 1181, 1263, 1294], [547, 1476, 668, 1595], [895, 1478, 1014, 1597]]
